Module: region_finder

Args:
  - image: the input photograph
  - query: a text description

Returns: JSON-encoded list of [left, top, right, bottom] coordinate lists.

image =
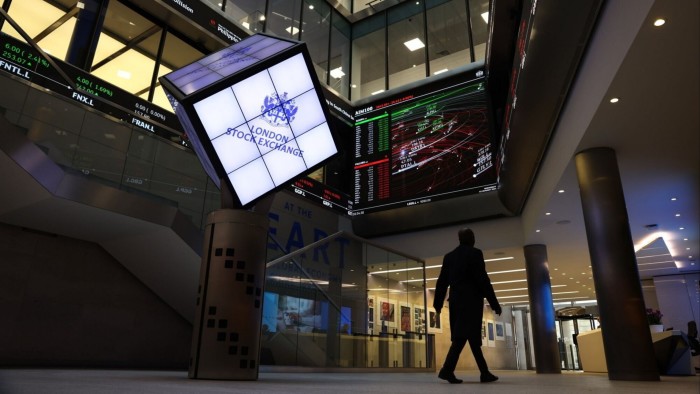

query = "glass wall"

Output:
[[469, 0, 491, 61], [265, 0, 303, 40], [263, 231, 429, 368], [426, 0, 473, 75], [351, 17, 386, 100], [0, 73, 218, 229], [350, 0, 487, 101], [219, 0, 268, 32], [302, 0, 332, 83], [329, 12, 351, 97], [387, 2, 426, 90], [2, 0, 486, 104]]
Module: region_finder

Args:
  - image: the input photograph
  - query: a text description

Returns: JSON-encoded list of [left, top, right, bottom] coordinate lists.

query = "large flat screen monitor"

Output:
[[351, 75, 497, 215]]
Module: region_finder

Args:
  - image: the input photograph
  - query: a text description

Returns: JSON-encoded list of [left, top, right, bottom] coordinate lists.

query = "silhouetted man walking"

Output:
[[434, 228, 501, 384]]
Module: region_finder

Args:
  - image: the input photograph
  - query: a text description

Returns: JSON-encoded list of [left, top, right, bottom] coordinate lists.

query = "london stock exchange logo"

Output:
[[261, 92, 298, 127]]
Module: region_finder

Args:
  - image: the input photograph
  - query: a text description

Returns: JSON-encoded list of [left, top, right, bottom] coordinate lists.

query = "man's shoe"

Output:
[[438, 370, 463, 384], [480, 372, 498, 383]]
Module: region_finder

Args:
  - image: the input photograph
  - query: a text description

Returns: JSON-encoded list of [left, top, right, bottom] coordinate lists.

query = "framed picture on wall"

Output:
[[414, 307, 426, 334], [495, 321, 505, 341], [378, 297, 396, 329], [428, 308, 442, 333], [399, 302, 412, 333], [368, 296, 376, 334]]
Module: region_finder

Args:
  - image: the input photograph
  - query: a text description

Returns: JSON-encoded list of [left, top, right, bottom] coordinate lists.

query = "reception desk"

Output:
[[577, 329, 696, 375]]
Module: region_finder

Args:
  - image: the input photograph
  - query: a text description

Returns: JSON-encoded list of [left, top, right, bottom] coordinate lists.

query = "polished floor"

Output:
[[0, 369, 698, 394]]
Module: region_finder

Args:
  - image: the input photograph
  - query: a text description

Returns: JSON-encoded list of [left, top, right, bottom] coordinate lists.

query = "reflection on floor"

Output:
[[0, 368, 698, 394]]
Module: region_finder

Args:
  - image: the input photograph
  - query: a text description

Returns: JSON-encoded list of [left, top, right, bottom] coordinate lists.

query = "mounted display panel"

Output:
[[160, 33, 338, 208], [351, 68, 497, 216]]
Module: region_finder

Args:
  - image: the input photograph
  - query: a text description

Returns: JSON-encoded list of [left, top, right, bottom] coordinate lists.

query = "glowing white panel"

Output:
[[268, 54, 313, 99], [185, 72, 224, 94], [251, 41, 294, 60], [193, 88, 246, 139], [228, 160, 274, 205], [231, 70, 276, 119], [245, 116, 294, 156], [296, 123, 337, 166], [287, 89, 325, 136], [211, 127, 262, 172], [262, 143, 307, 185], [216, 56, 258, 77]]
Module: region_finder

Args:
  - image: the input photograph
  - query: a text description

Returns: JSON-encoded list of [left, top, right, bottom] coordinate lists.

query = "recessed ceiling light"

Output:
[[558, 189, 565, 193], [536, 229, 541, 233], [684, 238, 688, 241], [546, 212, 551, 216], [434, 68, 448, 75], [481, 11, 489, 23], [309, 4, 314, 9], [653, 18, 666, 27], [610, 97, 619, 103], [404, 38, 425, 51], [330, 67, 345, 79], [671, 197, 677, 201], [371, 90, 384, 95], [675, 213, 681, 217], [117, 70, 131, 79]]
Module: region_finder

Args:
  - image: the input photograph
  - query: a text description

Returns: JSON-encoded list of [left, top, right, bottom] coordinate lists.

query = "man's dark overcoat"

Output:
[[433, 244, 499, 341]]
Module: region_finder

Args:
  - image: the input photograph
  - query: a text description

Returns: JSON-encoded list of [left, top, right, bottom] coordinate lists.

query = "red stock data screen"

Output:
[[351, 78, 497, 215]]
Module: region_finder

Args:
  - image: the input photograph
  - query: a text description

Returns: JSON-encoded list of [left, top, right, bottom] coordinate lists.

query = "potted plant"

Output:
[[646, 308, 664, 333]]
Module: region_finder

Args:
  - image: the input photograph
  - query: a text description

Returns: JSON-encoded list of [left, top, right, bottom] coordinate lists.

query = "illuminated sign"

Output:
[[160, 33, 338, 208]]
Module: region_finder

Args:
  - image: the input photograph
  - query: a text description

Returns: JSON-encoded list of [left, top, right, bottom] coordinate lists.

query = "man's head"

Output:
[[458, 228, 475, 246]]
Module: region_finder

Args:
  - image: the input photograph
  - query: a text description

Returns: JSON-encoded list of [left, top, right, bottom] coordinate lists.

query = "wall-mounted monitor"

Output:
[[160, 33, 338, 208], [351, 72, 497, 216]]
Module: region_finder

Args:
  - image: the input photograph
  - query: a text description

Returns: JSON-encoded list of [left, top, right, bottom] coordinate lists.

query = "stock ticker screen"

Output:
[[351, 77, 497, 215]]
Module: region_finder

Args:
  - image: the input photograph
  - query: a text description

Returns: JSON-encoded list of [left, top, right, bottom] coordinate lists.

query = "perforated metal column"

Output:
[[189, 209, 269, 380]]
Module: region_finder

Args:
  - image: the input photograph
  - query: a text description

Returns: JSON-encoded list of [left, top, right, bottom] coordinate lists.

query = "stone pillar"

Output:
[[524, 244, 561, 373], [575, 147, 659, 381], [189, 209, 269, 380]]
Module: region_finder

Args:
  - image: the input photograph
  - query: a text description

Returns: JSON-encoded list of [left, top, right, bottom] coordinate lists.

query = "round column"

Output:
[[575, 147, 659, 381], [524, 244, 561, 373]]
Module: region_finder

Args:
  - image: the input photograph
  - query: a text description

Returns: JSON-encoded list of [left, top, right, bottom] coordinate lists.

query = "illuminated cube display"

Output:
[[160, 33, 338, 207]]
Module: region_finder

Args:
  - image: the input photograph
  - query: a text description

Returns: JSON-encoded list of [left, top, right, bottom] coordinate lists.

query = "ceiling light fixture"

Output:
[[330, 67, 345, 79], [371, 90, 384, 95], [434, 68, 448, 75], [484, 257, 514, 262], [558, 189, 565, 193], [404, 38, 425, 51], [117, 70, 131, 79], [653, 18, 666, 27], [481, 11, 489, 23], [610, 97, 619, 103]]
